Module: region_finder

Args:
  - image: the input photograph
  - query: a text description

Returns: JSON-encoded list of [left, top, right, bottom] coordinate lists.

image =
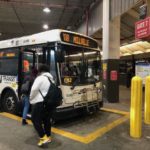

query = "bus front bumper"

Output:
[[53, 101, 103, 121]]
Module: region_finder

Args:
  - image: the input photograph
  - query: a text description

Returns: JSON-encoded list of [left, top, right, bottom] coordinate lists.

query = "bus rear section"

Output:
[[0, 48, 36, 114]]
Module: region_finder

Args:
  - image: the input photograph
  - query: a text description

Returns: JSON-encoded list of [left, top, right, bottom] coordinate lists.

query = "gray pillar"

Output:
[[102, 0, 120, 103], [147, 0, 150, 16]]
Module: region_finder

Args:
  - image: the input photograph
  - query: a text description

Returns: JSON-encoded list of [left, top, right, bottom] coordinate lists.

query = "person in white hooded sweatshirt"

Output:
[[30, 64, 55, 147]]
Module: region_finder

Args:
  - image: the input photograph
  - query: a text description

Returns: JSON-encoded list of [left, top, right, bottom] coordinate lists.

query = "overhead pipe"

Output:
[[86, 9, 89, 36], [85, 1, 98, 35], [82, 1, 98, 35], [0, 0, 82, 10], [68, 0, 99, 30], [11, 3, 25, 33]]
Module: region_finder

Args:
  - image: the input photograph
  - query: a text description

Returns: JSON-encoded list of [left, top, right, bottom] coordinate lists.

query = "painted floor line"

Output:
[[51, 115, 129, 144], [101, 107, 129, 115], [0, 112, 87, 143], [84, 115, 129, 143], [0, 108, 129, 144]]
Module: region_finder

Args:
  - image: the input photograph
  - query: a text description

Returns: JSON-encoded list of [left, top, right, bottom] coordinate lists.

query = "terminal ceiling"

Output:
[[0, 0, 150, 57], [120, 0, 150, 57], [92, 0, 150, 57], [0, 0, 99, 40]]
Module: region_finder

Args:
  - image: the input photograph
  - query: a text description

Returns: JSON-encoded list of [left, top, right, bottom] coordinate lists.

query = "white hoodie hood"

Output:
[[41, 72, 54, 83]]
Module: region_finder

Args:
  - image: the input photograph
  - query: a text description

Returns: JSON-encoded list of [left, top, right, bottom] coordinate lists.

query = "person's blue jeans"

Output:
[[22, 95, 30, 120]]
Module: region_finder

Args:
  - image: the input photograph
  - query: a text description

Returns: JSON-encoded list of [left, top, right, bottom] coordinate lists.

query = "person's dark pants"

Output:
[[31, 102, 55, 138]]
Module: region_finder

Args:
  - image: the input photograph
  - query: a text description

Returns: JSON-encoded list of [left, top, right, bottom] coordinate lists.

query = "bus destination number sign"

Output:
[[61, 32, 98, 49]]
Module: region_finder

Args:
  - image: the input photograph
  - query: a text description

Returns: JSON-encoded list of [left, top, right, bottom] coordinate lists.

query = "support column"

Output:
[[147, 0, 150, 16], [102, 0, 120, 103]]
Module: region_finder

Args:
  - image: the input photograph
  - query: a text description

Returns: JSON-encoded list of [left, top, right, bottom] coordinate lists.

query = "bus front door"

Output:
[[18, 50, 37, 98]]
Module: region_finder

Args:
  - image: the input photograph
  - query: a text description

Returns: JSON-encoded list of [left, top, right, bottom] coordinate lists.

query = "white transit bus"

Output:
[[0, 29, 102, 118]]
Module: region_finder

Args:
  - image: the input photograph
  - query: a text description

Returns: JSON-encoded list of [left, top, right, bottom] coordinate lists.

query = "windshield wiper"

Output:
[[70, 77, 80, 90]]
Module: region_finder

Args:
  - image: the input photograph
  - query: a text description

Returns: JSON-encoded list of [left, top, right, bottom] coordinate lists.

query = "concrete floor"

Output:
[[0, 86, 150, 150]]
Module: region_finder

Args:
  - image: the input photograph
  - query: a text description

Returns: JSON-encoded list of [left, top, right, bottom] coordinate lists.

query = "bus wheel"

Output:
[[2, 91, 18, 114]]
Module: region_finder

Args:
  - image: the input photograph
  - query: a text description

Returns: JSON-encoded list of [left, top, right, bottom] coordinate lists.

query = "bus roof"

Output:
[[0, 29, 100, 50]]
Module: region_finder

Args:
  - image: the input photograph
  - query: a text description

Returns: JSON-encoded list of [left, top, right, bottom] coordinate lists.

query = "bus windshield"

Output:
[[59, 45, 101, 86]]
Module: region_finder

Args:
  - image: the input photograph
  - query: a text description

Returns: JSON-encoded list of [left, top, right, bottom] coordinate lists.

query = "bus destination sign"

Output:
[[60, 32, 98, 49], [0, 52, 16, 58]]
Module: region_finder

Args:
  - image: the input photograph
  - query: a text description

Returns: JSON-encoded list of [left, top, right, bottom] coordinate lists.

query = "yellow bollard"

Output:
[[144, 76, 150, 125], [130, 76, 142, 138]]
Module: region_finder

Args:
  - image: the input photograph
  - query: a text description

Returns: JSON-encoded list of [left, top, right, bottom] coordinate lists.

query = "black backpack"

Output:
[[39, 76, 63, 107]]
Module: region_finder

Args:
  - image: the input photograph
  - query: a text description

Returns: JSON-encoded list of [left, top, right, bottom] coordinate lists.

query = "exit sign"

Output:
[[135, 17, 150, 40]]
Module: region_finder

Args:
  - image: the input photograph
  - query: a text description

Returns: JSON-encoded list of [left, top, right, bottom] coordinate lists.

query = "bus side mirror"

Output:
[[56, 50, 65, 63]]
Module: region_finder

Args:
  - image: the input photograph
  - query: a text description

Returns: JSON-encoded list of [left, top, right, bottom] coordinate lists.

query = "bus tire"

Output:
[[2, 91, 18, 114]]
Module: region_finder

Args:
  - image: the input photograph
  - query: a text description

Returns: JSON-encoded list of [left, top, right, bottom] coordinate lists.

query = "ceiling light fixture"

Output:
[[43, 24, 49, 30], [43, 7, 51, 13]]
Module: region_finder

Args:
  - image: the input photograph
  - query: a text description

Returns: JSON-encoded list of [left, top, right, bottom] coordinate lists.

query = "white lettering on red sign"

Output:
[[135, 17, 150, 39]]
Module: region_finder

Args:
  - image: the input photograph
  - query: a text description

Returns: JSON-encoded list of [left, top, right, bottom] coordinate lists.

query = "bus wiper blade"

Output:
[[70, 78, 80, 90]]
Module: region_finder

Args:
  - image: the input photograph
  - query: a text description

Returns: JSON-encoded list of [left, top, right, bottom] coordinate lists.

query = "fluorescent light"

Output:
[[65, 52, 97, 58], [133, 51, 143, 54], [146, 49, 150, 52], [122, 53, 131, 56], [84, 52, 96, 55], [65, 53, 82, 58], [37, 52, 43, 55], [43, 24, 49, 30], [43, 7, 51, 13]]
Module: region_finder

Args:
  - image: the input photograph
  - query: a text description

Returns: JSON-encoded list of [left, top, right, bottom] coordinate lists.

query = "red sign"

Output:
[[110, 70, 118, 81], [135, 17, 150, 40]]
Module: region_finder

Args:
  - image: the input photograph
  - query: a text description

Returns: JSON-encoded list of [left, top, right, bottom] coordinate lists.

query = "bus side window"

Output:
[[0, 57, 18, 75]]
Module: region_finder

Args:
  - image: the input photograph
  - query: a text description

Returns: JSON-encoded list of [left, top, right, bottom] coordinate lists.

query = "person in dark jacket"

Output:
[[21, 67, 38, 125]]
